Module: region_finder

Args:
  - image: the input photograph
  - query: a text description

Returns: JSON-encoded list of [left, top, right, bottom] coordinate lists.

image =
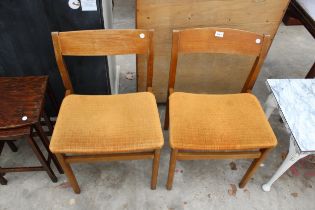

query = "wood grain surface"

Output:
[[136, 0, 290, 102], [0, 76, 47, 129]]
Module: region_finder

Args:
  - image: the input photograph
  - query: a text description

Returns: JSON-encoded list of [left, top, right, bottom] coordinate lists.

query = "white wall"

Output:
[[102, 0, 118, 94]]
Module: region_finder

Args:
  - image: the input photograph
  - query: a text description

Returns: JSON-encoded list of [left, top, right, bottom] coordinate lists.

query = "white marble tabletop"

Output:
[[267, 79, 315, 152]]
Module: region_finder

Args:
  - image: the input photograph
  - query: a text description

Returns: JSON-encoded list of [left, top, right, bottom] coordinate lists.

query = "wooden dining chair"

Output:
[[164, 27, 277, 190], [50, 29, 164, 194]]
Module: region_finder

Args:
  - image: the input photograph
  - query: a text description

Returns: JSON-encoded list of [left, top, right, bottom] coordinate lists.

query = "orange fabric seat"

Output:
[[169, 92, 277, 151], [50, 92, 164, 154]]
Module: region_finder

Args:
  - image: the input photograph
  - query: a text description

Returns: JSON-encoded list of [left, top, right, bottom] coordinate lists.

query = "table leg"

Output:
[[264, 94, 278, 119], [34, 123, 64, 174], [0, 170, 7, 185], [305, 62, 315, 78], [42, 111, 53, 136], [262, 136, 307, 192], [7, 142, 18, 152], [0, 142, 4, 155]]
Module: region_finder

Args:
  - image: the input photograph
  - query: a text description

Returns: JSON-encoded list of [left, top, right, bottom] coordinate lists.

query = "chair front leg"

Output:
[[239, 148, 273, 188], [151, 149, 161, 189], [166, 149, 178, 190], [56, 153, 80, 194]]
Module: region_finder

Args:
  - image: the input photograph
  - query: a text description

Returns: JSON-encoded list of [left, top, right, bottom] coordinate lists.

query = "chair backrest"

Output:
[[167, 27, 271, 93], [52, 29, 154, 95]]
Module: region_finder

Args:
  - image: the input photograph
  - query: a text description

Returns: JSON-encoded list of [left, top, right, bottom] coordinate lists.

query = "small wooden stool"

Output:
[[0, 76, 63, 184]]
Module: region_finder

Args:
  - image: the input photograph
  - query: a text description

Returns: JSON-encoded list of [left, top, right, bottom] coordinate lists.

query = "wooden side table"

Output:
[[283, 0, 315, 78], [0, 76, 63, 184]]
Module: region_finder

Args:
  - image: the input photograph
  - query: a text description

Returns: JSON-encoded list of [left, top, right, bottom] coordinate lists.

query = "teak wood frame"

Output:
[[164, 27, 272, 190], [51, 29, 160, 194]]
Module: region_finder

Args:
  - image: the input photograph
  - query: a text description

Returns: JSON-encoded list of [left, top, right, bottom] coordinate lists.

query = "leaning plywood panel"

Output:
[[136, 0, 290, 102]]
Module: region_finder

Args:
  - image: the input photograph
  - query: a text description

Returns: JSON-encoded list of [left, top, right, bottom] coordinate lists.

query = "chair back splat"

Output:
[[52, 29, 154, 95], [167, 27, 271, 94]]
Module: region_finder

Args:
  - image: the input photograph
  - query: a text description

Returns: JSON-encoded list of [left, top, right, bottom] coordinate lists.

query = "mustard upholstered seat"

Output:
[[169, 92, 277, 151], [50, 92, 164, 154]]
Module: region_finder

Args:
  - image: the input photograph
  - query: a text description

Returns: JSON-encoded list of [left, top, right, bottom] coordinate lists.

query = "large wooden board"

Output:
[[136, 0, 290, 102]]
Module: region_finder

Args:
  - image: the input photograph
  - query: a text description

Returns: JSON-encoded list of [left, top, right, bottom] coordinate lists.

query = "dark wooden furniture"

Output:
[[0, 0, 111, 107], [50, 29, 163, 194], [164, 28, 277, 190], [0, 76, 63, 185], [283, 0, 315, 78], [0, 141, 17, 185]]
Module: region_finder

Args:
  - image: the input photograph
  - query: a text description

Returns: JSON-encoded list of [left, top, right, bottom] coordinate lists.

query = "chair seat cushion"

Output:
[[50, 92, 164, 154], [169, 92, 277, 151]]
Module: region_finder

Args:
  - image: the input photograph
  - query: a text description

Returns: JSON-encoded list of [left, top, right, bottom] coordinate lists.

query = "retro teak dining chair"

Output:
[[50, 29, 164, 194], [164, 27, 277, 190]]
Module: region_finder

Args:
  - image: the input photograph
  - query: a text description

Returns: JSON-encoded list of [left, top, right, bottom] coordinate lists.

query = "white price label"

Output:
[[215, 31, 224, 38], [81, 0, 97, 11]]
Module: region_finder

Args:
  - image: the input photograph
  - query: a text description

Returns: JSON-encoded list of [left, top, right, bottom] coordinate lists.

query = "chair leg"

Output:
[[0, 170, 7, 185], [239, 148, 273, 188], [166, 149, 178, 190], [7, 142, 18, 152], [0, 145, 7, 184], [34, 123, 64, 174], [46, 81, 60, 114], [27, 135, 57, 182], [42, 111, 53, 136], [151, 149, 161, 190], [0, 142, 4, 155], [164, 99, 170, 130], [56, 154, 80, 194]]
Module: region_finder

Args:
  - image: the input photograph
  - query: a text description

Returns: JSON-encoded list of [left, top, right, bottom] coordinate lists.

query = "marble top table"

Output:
[[262, 79, 315, 191]]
